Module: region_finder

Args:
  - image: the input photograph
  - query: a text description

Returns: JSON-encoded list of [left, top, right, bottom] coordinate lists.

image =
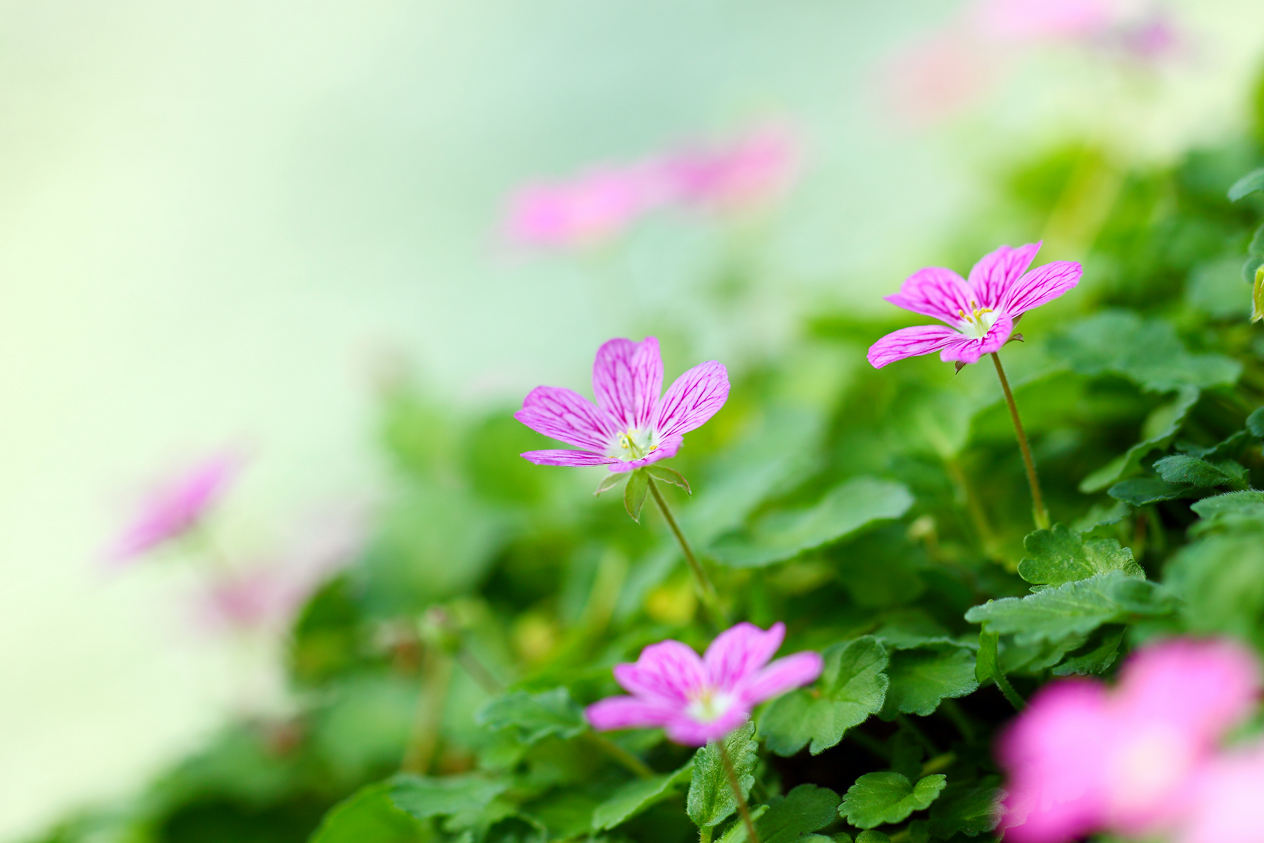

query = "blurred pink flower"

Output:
[[867, 241, 1080, 369], [972, 0, 1117, 42], [516, 336, 729, 473], [109, 452, 242, 564], [503, 164, 663, 251], [880, 31, 1002, 128], [1177, 741, 1264, 843], [585, 621, 822, 746], [999, 637, 1261, 843], [657, 124, 800, 214]]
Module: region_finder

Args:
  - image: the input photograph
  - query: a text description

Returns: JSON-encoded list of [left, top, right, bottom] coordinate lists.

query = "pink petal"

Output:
[[967, 242, 1042, 310], [664, 706, 753, 747], [653, 361, 730, 439], [110, 453, 242, 563], [867, 325, 960, 368], [703, 622, 786, 692], [606, 436, 682, 473], [998, 261, 1082, 316], [1177, 742, 1264, 843], [515, 386, 618, 452], [938, 312, 1013, 365], [592, 337, 664, 431], [613, 640, 708, 705], [885, 266, 976, 324], [740, 651, 824, 703], [520, 449, 615, 467], [585, 696, 678, 732]]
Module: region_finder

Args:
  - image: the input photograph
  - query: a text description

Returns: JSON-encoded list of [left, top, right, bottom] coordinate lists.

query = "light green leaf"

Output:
[[974, 630, 1001, 687], [625, 469, 649, 521], [1108, 477, 1192, 506], [889, 386, 973, 459], [966, 572, 1175, 646], [1016, 524, 1142, 586], [475, 687, 585, 745], [1080, 387, 1200, 492], [594, 473, 625, 496], [310, 781, 427, 843], [839, 773, 947, 828], [719, 784, 842, 843], [761, 636, 889, 756], [1189, 490, 1264, 534], [591, 764, 692, 831], [1167, 531, 1264, 649], [709, 477, 913, 568], [1254, 263, 1264, 324], [688, 722, 757, 828], [855, 832, 890, 843], [389, 774, 509, 820], [928, 778, 1004, 838], [1228, 166, 1264, 201], [881, 644, 978, 717], [1153, 454, 1246, 488]]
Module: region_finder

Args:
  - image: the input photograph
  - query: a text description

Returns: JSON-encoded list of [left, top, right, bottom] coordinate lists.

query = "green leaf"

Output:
[[1189, 490, 1264, 534], [311, 781, 428, 843], [855, 832, 890, 843], [839, 772, 947, 828], [389, 774, 509, 820], [591, 764, 692, 831], [721, 784, 842, 843], [1050, 311, 1240, 393], [1254, 263, 1264, 323], [1153, 454, 1246, 487], [1108, 477, 1192, 506], [688, 722, 757, 828], [1167, 531, 1264, 649], [1016, 524, 1142, 586], [966, 572, 1175, 646], [1228, 167, 1264, 200], [1080, 386, 1201, 492], [761, 636, 889, 756], [1250, 222, 1264, 256], [1051, 626, 1125, 676], [715, 806, 770, 843], [709, 477, 913, 568], [648, 465, 691, 494], [594, 473, 625, 496], [928, 778, 1004, 838], [881, 644, 979, 717], [1247, 407, 1264, 438], [974, 630, 1001, 687], [475, 687, 586, 745], [625, 469, 649, 521]]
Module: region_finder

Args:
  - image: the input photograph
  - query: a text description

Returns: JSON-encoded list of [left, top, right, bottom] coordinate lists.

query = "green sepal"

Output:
[[647, 465, 692, 494], [594, 472, 626, 496], [624, 469, 649, 522], [1253, 263, 1264, 324]]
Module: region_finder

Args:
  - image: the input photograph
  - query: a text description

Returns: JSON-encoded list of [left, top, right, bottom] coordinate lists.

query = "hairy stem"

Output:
[[991, 353, 1050, 530], [718, 741, 760, 843], [648, 477, 726, 628], [993, 667, 1027, 712]]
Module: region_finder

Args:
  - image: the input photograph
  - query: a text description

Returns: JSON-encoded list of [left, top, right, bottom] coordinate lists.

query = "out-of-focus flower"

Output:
[[109, 452, 242, 564], [656, 124, 800, 215], [515, 336, 729, 473], [881, 31, 1003, 129], [585, 621, 822, 746], [1177, 741, 1264, 843], [972, 0, 1182, 63], [502, 164, 663, 251], [867, 242, 1080, 369], [998, 637, 1261, 843]]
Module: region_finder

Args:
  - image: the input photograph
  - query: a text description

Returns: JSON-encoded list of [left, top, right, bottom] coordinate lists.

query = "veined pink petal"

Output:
[[606, 436, 682, 473], [520, 449, 615, 467], [653, 361, 730, 439], [740, 651, 824, 703], [593, 337, 663, 431], [515, 386, 618, 452], [867, 325, 960, 369], [664, 706, 753, 747], [939, 312, 1013, 365], [585, 696, 678, 732], [703, 622, 786, 692], [886, 266, 976, 324], [998, 261, 1082, 316], [968, 242, 1042, 310], [613, 640, 708, 705]]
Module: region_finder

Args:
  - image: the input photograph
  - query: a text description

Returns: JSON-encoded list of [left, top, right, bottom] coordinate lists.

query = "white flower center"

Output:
[[685, 687, 737, 723], [957, 301, 997, 340], [609, 428, 659, 461]]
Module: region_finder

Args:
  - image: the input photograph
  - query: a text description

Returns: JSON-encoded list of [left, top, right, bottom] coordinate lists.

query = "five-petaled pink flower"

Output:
[[110, 452, 242, 564], [998, 637, 1261, 843], [515, 336, 729, 473], [585, 622, 823, 746], [867, 241, 1081, 369]]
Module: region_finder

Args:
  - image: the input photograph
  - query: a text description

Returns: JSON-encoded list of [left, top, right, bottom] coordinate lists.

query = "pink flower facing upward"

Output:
[[658, 124, 801, 215], [867, 242, 1081, 369], [503, 164, 663, 251], [109, 452, 242, 565], [998, 637, 1261, 843], [586, 622, 823, 746], [515, 336, 729, 473]]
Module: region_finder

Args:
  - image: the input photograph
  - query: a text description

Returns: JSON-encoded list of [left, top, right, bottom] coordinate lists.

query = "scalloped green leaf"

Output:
[[840, 773, 947, 828], [928, 778, 1004, 838], [688, 722, 757, 829], [389, 774, 509, 820], [475, 687, 586, 745], [1189, 490, 1264, 534], [1080, 387, 1201, 492], [1016, 524, 1142, 586], [1108, 477, 1192, 506], [718, 784, 841, 843], [1153, 453, 1246, 488], [310, 781, 428, 843], [880, 644, 978, 717]]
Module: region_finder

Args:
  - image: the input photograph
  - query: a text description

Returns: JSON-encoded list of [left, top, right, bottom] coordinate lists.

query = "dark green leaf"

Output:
[[855, 832, 890, 843], [974, 630, 1000, 687], [1247, 407, 1264, 438], [761, 636, 889, 756], [1108, 477, 1191, 505], [1228, 167, 1264, 200], [310, 782, 427, 843], [709, 477, 913, 568], [688, 722, 757, 828], [720, 784, 841, 843], [1153, 454, 1246, 487], [625, 470, 649, 521], [591, 764, 692, 831], [839, 773, 947, 828], [475, 688, 586, 745], [928, 778, 1004, 838], [881, 644, 979, 717], [1051, 626, 1125, 676], [1080, 387, 1201, 492], [390, 774, 509, 819], [1016, 524, 1142, 586], [1250, 222, 1264, 256]]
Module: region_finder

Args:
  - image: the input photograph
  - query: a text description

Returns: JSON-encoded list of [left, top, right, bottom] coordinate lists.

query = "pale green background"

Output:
[[1, 1, 1262, 838]]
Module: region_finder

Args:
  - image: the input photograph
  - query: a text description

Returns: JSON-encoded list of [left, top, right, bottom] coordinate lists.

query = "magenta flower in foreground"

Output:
[[110, 452, 242, 564], [867, 241, 1081, 368], [1176, 740, 1264, 843], [515, 336, 729, 473], [998, 637, 1260, 843], [586, 622, 822, 746]]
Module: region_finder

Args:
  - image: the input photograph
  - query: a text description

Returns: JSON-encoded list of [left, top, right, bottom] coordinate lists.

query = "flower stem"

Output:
[[990, 353, 1050, 530], [700, 828, 714, 843], [993, 667, 1027, 712], [647, 477, 726, 628], [584, 732, 656, 779], [718, 741, 760, 843]]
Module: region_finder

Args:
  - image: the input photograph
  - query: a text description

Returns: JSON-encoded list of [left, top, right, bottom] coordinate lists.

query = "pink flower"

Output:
[[1176, 741, 1264, 843], [879, 31, 1002, 128], [109, 452, 242, 564], [867, 241, 1080, 369], [972, 0, 1118, 43], [998, 638, 1261, 843], [503, 164, 663, 251], [585, 622, 823, 746], [515, 336, 729, 473], [657, 124, 800, 214]]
